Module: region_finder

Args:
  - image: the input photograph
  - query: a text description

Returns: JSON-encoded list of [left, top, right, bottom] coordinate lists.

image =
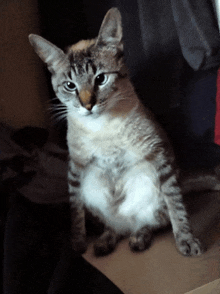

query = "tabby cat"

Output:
[[29, 8, 219, 257]]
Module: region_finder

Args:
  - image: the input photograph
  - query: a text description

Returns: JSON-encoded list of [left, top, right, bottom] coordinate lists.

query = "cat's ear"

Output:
[[29, 34, 66, 73], [96, 8, 123, 50]]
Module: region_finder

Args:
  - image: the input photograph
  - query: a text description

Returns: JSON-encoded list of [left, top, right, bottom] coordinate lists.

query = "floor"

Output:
[[84, 191, 220, 294]]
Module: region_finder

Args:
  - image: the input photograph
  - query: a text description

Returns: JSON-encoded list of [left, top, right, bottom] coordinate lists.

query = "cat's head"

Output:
[[29, 8, 127, 117]]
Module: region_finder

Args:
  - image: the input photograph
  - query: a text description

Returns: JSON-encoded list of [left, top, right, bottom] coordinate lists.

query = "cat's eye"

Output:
[[95, 74, 108, 86], [64, 82, 76, 92]]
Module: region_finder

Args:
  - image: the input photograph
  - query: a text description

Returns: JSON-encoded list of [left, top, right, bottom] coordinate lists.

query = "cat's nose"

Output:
[[85, 104, 93, 111], [79, 89, 96, 110], [84, 99, 96, 111]]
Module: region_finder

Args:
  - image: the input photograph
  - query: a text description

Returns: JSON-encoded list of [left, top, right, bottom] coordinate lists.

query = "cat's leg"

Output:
[[68, 161, 87, 254], [161, 173, 203, 256], [129, 226, 153, 252], [94, 227, 121, 256]]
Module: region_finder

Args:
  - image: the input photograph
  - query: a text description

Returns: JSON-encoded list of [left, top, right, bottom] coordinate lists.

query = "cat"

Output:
[[29, 8, 220, 257]]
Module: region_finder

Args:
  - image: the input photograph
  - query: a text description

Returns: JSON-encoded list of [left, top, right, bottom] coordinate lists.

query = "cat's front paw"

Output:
[[72, 238, 88, 254], [176, 237, 203, 256], [129, 234, 152, 252], [94, 240, 116, 256], [93, 230, 118, 257]]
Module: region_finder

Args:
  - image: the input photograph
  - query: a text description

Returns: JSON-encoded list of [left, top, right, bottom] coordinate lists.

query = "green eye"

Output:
[[95, 73, 108, 86], [64, 82, 76, 92]]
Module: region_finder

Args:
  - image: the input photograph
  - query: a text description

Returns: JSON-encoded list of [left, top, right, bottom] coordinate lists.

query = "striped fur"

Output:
[[29, 8, 220, 257]]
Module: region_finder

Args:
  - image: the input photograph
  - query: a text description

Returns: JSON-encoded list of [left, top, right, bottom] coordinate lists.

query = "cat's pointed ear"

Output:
[[96, 8, 123, 50], [29, 34, 66, 73]]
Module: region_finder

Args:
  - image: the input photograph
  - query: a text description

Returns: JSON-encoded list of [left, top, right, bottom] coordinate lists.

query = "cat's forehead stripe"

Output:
[[69, 60, 96, 76], [68, 51, 97, 76]]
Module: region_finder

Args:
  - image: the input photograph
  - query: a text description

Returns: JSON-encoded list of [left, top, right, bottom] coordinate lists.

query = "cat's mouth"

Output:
[[84, 110, 93, 116], [78, 107, 93, 116]]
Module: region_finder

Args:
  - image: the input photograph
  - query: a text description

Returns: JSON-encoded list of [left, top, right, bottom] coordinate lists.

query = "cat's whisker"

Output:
[[47, 104, 67, 113], [50, 113, 68, 124], [51, 110, 67, 119], [50, 107, 68, 120], [48, 108, 67, 115], [48, 102, 66, 108], [50, 97, 61, 102]]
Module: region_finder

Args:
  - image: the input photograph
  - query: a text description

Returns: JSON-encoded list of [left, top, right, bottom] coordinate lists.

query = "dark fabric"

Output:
[[171, 0, 220, 71], [160, 69, 220, 169], [3, 193, 123, 294]]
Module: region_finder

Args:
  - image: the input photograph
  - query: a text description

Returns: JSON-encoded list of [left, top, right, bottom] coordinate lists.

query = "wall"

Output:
[[0, 0, 49, 128]]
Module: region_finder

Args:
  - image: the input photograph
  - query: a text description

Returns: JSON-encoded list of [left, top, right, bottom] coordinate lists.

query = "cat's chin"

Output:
[[78, 107, 93, 116]]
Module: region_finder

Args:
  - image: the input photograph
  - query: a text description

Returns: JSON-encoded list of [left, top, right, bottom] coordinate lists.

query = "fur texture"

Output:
[[29, 8, 220, 257]]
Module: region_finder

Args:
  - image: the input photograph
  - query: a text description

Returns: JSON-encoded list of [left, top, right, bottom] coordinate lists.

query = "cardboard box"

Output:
[[186, 279, 220, 294]]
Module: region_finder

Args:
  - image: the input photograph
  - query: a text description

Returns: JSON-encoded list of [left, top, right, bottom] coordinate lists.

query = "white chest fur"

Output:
[[77, 112, 108, 133], [81, 160, 162, 234]]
